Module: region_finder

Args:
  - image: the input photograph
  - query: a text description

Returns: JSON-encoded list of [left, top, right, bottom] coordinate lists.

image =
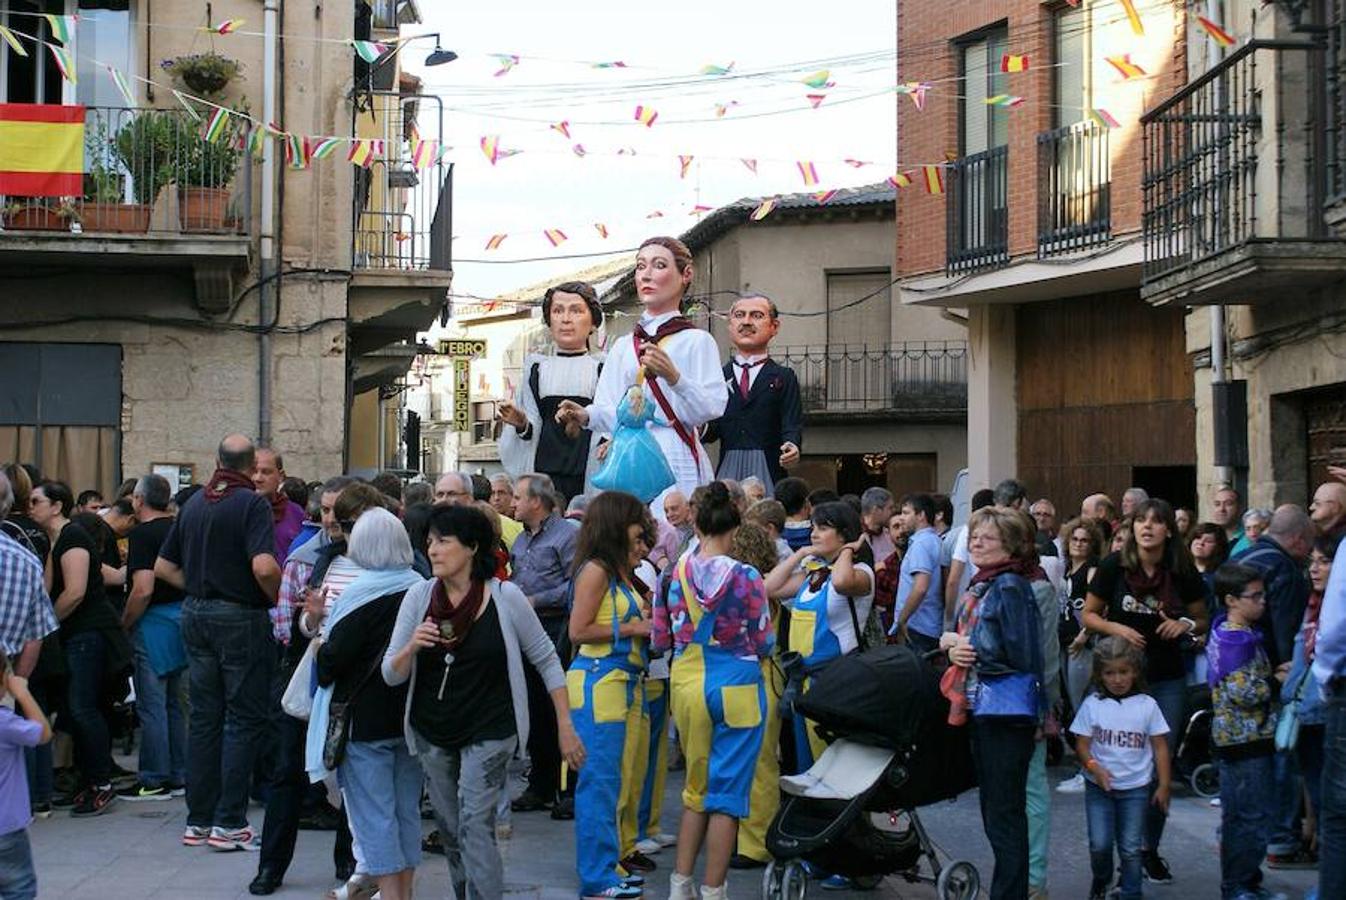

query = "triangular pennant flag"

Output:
[[796, 161, 819, 187], [592, 60, 627, 69], [1196, 15, 1236, 47], [844, 159, 868, 168], [922, 165, 945, 195], [1105, 55, 1146, 79], [714, 101, 739, 118], [202, 107, 231, 143], [493, 54, 520, 77], [264, 120, 287, 139], [617, 148, 638, 156], [245, 126, 266, 157], [48, 44, 76, 84], [646, 211, 664, 219], [594, 223, 609, 239], [44, 14, 75, 44], [480, 135, 501, 164], [1087, 108, 1121, 129], [741, 158, 758, 174], [172, 90, 201, 121], [801, 69, 832, 89], [572, 144, 587, 157], [699, 62, 734, 76], [497, 149, 522, 160], [690, 204, 714, 215], [485, 234, 508, 250], [0, 25, 28, 57], [806, 94, 826, 108], [543, 229, 567, 247], [904, 82, 930, 111], [311, 137, 343, 159], [550, 121, 571, 139], [107, 65, 135, 106], [411, 139, 441, 168], [813, 190, 839, 204], [888, 172, 913, 189], [678, 155, 694, 179], [1000, 54, 1029, 73], [347, 139, 374, 167], [206, 19, 245, 34], [750, 198, 778, 221], [634, 105, 658, 127], [286, 134, 311, 169], [351, 40, 389, 63], [1119, 0, 1145, 35], [984, 94, 1024, 108]]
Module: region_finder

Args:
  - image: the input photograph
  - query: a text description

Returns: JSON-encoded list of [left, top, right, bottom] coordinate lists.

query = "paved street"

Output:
[[28, 752, 1318, 900]]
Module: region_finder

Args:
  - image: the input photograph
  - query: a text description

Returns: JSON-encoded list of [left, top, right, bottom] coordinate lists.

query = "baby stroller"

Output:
[[1176, 683, 1218, 798], [762, 646, 981, 900]]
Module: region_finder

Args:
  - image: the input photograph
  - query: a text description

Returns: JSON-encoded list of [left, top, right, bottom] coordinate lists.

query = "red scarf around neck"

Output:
[[428, 578, 486, 652], [204, 468, 255, 504], [268, 489, 290, 521]]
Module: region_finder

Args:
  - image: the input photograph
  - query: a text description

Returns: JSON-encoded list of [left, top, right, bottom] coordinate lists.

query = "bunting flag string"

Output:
[[543, 229, 567, 247], [984, 94, 1024, 108], [714, 101, 739, 117], [896, 82, 929, 111], [750, 198, 778, 221], [845, 159, 869, 168], [633, 105, 658, 127], [285, 134, 311, 169], [699, 62, 734, 76], [310, 137, 343, 159], [1105, 54, 1146, 79], [549, 121, 571, 139], [922, 165, 945, 195], [1196, 15, 1236, 47], [202, 107, 231, 143], [107, 64, 136, 106], [801, 70, 833, 89], [47, 44, 76, 84], [171, 89, 201, 120], [678, 155, 694, 179], [206, 19, 245, 35], [1118, 0, 1145, 36], [481, 135, 502, 164], [1000, 54, 1029, 73], [591, 61, 627, 69], [690, 204, 714, 215], [0, 25, 28, 56], [484, 234, 508, 250], [796, 161, 819, 187], [594, 223, 609, 238], [888, 172, 912, 189], [350, 40, 388, 64], [572, 144, 587, 157], [806, 94, 826, 108], [493, 54, 520, 76], [646, 211, 664, 218], [44, 13, 74, 44], [245, 126, 266, 156], [813, 189, 838, 204], [411, 139, 442, 168], [741, 159, 758, 174], [1087, 108, 1120, 129]]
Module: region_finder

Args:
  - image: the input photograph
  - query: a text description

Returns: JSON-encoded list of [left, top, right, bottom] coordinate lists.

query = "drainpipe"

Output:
[[1207, 0, 1230, 491], [258, 0, 279, 445]]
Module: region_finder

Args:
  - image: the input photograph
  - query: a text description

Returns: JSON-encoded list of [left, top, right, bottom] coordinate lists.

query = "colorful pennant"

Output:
[[286, 134, 311, 169], [634, 105, 658, 127], [1000, 54, 1029, 73], [493, 54, 520, 76], [207, 19, 245, 34], [411, 139, 440, 168], [646, 211, 664, 218], [690, 204, 714, 215], [171, 90, 200, 120], [1105, 54, 1146, 79], [844, 159, 869, 168], [813, 189, 838, 204], [351, 40, 389, 64], [107, 65, 135, 106], [550, 121, 571, 139], [1119, 0, 1145, 36], [245, 126, 266, 157], [592, 61, 627, 69], [801, 70, 833, 89], [310, 137, 343, 160], [796, 161, 819, 187], [481, 135, 501, 164], [806, 94, 826, 109], [48, 44, 76, 84], [484, 234, 508, 250], [202, 107, 231, 143], [699, 62, 734, 76], [678, 155, 694, 179], [714, 101, 739, 118], [543, 229, 567, 247], [897, 82, 930, 111], [1088, 108, 1121, 129], [984, 94, 1024, 108], [922, 165, 945, 195], [888, 172, 912, 189], [0, 25, 28, 56], [572, 144, 587, 157], [741, 158, 758, 174], [347, 139, 380, 167], [594, 223, 609, 239], [750, 198, 778, 221], [1196, 15, 1236, 47], [44, 13, 74, 44]]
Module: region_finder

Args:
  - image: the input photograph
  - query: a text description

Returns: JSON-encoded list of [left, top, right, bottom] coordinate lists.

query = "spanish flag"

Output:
[[0, 103, 84, 196]]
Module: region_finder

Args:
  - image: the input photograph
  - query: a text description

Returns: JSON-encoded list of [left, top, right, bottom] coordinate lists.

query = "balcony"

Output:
[[1038, 121, 1111, 258], [946, 146, 1009, 276], [0, 105, 251, 311], [775, 341, 968, 422], [1141, 39, 1346, 306]]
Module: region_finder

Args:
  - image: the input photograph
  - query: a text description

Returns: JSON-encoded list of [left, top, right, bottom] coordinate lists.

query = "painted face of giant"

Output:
[[728, 295, 778, 355], [547, 291, 596, 352]]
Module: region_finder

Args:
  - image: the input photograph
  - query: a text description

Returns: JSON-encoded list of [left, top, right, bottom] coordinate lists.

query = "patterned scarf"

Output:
[[428, 578, 486, 653]]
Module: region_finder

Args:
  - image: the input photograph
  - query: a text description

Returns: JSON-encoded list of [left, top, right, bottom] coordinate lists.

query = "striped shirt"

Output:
[[0, 533, 59, 655]]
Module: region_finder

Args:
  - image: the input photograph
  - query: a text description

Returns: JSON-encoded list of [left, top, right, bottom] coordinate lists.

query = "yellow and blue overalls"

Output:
[[634, 663, 669, 844], [568, 579, 647, 896], [786, 570, 847, 771], [736, 647, 785, 862], [669, 559, 768, 818]]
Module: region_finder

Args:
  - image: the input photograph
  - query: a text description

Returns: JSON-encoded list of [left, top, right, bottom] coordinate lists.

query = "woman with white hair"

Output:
[[311, 509, 426, 900]]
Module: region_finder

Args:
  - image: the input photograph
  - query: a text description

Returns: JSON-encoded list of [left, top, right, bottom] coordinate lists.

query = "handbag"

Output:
[[281, 639, 319, 720], [322, 644, 389, 771], [1276, 672, 1310, 752], [969, 670, 1042, 720]]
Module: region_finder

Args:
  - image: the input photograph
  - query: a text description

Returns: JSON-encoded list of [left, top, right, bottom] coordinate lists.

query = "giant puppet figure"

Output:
[[556, 237, 728, 517], [704, 293, 802, 492], [497, 281, 604, 501]]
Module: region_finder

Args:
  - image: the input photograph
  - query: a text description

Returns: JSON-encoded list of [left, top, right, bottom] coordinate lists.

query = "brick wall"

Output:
[[896, 0, 1188, 278]]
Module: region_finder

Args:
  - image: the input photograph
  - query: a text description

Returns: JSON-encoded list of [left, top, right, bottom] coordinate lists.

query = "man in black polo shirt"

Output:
[[156, 434, 281, 851]]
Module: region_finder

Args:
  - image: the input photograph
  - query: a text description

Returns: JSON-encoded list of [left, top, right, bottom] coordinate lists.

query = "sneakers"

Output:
[[1266, 847, 1318, 869], [52, 787, 87, 809], [634, 838, 662, 855], [551, 796, 575, 820], [620, 851, 656, 873], [116, 782, 175, 802], [70, 785, 116, 817], [1055, 772, 1086, 794], [1141, 852, 1173, 884], [581, 885, 643, 899], [820, 875, 854, 891], [653, 832, 677, 848], [669, 872, 697, 900], [182, 825, 212, 847], [207, 825, 261, 851], [30, 802, 52, 819]]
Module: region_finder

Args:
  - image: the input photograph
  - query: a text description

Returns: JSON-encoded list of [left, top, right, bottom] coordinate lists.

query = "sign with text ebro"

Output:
[[441, 340, 487, 433]]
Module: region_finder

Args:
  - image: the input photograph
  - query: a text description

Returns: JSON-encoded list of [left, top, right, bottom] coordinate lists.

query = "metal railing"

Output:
[[1142, 39, 1328, 283], [946, 145, 1009, 275], [1038, 120, 1111, 257], [352, 92, 452, 271], [775, 341, 968, 416], [0, 106, 249, 236]]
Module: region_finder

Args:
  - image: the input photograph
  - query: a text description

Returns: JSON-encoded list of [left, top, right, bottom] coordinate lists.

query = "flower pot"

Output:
[[2, 206, 65, 231], [77, 201, 151, 233], [182, 70, 232, 94], [179, 186, 231, 233]]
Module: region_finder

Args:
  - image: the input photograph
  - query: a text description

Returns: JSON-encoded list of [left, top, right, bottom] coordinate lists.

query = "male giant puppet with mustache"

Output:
[[704, 293, 802, 492]]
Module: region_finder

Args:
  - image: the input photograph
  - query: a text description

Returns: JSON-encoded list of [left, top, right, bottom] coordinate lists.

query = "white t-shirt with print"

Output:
[[1070, 693, 1170, 790]]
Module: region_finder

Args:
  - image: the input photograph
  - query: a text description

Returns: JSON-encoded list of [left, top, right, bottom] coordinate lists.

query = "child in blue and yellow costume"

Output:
[[652, 482, 773, 900], [567, 492, 659, 900], [763, 500, 876, 772]]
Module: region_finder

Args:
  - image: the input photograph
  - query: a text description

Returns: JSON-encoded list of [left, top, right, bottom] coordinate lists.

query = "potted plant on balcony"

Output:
[[1, 200, 66, 231], [78, 120, 151, 233], [113, 111, 179, 220], [160, 52, 243, 96], [176, 119, 242, 233]]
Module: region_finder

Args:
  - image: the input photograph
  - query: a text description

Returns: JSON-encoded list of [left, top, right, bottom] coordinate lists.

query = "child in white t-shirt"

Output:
[[1070, 636, 1171, 900]]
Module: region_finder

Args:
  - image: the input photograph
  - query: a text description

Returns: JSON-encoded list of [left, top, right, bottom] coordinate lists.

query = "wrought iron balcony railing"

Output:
[[1142, 39, 1338, 296], [0, 105, 249, 237], [775, 341, 968, 417], [352, 91, 452, 271], [946, 145, 1009, 276], [1038, 120, 1111, 257]]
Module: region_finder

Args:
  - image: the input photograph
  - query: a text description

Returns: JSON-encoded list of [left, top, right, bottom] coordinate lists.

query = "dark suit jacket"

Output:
[[704, 358, 803, 484]]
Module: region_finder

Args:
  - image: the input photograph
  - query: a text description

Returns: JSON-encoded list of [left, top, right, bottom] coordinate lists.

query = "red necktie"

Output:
[[739, 363, 751, 399]]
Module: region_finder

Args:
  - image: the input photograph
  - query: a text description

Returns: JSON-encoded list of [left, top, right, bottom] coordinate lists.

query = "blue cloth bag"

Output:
[[138, 601, 187, 677], [591, 387, 676, 503]]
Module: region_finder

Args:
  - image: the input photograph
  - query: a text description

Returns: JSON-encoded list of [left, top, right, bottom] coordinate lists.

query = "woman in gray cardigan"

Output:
[[383, 505, 584, 900]]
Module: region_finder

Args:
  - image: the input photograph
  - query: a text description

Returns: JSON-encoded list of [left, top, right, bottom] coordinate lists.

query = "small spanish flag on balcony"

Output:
[[0, 103, 84, 196], [1000, 54, 1029, 73], [922, 165, 945, 195]]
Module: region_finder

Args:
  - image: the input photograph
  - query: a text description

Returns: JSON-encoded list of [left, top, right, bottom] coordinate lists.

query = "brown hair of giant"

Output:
[[639, 236, 692, 272]]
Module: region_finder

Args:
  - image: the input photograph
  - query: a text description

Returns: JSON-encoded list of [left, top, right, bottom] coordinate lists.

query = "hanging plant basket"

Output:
[[161, 52, 242, 95]]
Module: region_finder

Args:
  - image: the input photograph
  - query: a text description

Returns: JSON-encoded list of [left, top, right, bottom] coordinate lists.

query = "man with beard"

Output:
[[498, 282, 605, 503], [704, 294, 802, 493]]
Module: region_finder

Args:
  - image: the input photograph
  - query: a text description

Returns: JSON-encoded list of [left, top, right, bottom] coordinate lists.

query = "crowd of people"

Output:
[[0, 236, 1344, 900]]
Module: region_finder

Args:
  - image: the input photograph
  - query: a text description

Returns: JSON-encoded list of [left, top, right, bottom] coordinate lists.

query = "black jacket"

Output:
[[705, 358, 803, 484]]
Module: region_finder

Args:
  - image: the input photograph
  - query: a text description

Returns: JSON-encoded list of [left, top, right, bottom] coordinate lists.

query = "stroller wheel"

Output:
[[1190, 762, 1220, 798], [935, 860, 979, 900], [762, 861, 783, 900], [779, 862, 808, 900]]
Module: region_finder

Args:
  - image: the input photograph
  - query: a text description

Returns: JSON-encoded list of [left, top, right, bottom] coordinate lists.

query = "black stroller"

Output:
[[762, 645, 981, 900], [1177, 682, 1218, 797]]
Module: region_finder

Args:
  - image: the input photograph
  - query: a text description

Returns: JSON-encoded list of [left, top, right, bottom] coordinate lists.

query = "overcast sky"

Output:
[[403, 0, 897, 304]]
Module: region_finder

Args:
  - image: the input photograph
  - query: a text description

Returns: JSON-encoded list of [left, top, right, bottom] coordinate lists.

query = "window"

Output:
[[2, 1, 133, 105], [960, 27, 1008, 156], [1054, 3, 1090, 129], [825, 270, 891, 348]]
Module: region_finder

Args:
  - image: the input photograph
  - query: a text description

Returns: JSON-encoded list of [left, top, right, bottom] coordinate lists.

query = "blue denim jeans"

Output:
[[1146, 676, 1186, 853], [62, 629, 115, 786], [131, 627, 187, 788], [1085, 781, 1147, 900], [0, 828, 37, 900], [22, 681, 53, 806], [1218, 752, 1273, 898], [1268, 748, 1303, 855], [180, 598, 275, 829], [338, 738, 423, 877], [1320, 689, 1346, 900]]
